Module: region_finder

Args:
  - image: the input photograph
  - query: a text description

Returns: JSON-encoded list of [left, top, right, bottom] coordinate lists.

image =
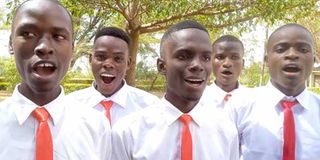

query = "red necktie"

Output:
[[281, 100, 298, 160], [100, 100, 113, 124], [224, 93, 232, 102], [179, 114, 192, 160], [32, 107, 53, 160]]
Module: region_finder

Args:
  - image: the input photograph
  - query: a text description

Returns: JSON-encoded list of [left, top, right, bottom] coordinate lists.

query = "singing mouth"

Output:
[[185, 78, 204, 85], [283, 64, 301, 73], [32, 61, 56, 76], [221, 70, 232, 75], [100, 73, 115, 84]]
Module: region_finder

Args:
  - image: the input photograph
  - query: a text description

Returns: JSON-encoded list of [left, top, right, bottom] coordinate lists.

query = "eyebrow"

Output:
[[15, 22, 71, 34]]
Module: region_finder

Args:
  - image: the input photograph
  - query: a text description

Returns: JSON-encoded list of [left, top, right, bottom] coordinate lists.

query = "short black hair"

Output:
[[212, 35, 244, 52], [12, 0, 73, 32], [160, 20, 209, 57], [267, 23, 314, 53], [94, 27, 131, 48]]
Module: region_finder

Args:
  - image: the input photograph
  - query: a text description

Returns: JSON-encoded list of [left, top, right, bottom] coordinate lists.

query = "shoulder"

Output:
[[306, 90, 320, 105], [0, 97, 14, 116], [126, 86, 161, 104], [112, 103, 163, 136], [66, 87, 93, 98], [63, 98, 110, 134]]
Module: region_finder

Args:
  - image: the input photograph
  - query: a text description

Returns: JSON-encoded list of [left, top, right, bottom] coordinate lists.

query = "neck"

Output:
[[215, 80, 238, 93], [165, 93, 199, 113], [18, 83, 61, 106], [270, 80, 305, 97]]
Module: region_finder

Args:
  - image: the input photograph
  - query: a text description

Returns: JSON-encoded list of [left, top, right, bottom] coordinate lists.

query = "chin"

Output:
[[183, 93, 202, 102]]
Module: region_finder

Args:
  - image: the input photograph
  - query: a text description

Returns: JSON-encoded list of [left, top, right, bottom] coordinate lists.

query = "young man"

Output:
[[67, 27, 159, 126], [202, 35, 248, 109], [0, 0, 111, 159], [112, 20, 239, 160], [229, 24, 320, 160]]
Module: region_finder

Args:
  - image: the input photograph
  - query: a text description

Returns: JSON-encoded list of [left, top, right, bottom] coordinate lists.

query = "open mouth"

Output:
[[283, 65, 301, 73], [100, 73, 115, 84], [221, 70, 232, 75], [32, 62, 56, 76], [185, 78, 204, 85]]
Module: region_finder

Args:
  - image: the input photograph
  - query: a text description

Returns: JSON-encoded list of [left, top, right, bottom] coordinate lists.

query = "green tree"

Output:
[[6, 0, 318, 86], [0, 56, 20, 91], [240, 62, 269, 88], [74, 0, 318, 86]]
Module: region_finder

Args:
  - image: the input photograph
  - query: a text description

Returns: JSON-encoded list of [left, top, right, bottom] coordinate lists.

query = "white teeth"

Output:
[[37, 63, 53, 67], [187, 79, 202, 82], [101, 73, 115, 78]]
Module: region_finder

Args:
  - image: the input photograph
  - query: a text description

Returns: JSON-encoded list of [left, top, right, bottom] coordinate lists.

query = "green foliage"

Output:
[[5, 0, 319, 86], [240, 62, 269, 88], [0, 56, 20, 91], [62, 83, 92, 94], [308, 87, 320, 95], [135, 59, 165, 92], [61, 70, 93, 93]]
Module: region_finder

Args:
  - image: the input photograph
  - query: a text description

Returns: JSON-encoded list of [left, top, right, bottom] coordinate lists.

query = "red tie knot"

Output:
[[100, 100, 113, 109], [224, 93, 232, 102], [281, 100, 298, 110], [32, 107, 50, 122], [179, 114, 192, 125]]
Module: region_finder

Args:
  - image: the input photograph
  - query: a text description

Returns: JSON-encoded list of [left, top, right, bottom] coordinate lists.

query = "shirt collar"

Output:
[[12, 85, 66, 126], [267, 81, 309, 110], [210, 82, 227, 100], [108, 80, 130, 108], [87, 85, 108, 107], [161, 96, 207, 127]]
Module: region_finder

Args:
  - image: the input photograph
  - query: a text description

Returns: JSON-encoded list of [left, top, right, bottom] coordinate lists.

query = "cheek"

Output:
[[115, 63, 128, 76]]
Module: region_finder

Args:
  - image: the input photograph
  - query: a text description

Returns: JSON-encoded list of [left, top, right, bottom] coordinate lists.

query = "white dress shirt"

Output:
[[202, 82, 249, 109], [0, 85, 111, 160], [228, 82, 320, 160], [67, 80, 160, 126], [112, 97, 239, 160]]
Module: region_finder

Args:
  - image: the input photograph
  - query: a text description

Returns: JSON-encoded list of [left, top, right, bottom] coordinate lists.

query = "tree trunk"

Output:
[[126, 29, 140, 86]]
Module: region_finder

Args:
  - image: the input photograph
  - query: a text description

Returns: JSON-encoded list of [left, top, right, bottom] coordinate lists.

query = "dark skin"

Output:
[[90, 35, 130, 97], [212, 41, 244, 92], [157, 28, 212, 113], [266, 25, 315, 96], [9, 0, 73, 106]]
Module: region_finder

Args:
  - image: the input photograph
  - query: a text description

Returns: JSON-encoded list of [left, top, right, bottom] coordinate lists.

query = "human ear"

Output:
[[157, 58, 166, 75], [126, 56, 131, 71], [9, 35, 14, 55], [264, 55, 269, 67]]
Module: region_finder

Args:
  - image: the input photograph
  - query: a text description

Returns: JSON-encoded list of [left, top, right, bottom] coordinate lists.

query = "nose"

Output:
[[222, 57, 232, 68], [35, 35, 53, 57], [102, 58, 115, 70], [189, 57, 204, 72], [285, 48, 299, 60]]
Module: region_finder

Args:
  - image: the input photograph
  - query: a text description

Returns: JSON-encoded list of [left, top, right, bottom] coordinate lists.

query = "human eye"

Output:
[[94, 53, 105, 61], [215, 55, 225, 60], [176, 51, 189, 60], [202, 54, 211, 62], [114, 56, 125, 63], [231, 55, 240, 60], [21, 31, 36, 39], [53, 34, 66, 41], [297, 45, 311, 54], [274, 45, 287, 54]]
